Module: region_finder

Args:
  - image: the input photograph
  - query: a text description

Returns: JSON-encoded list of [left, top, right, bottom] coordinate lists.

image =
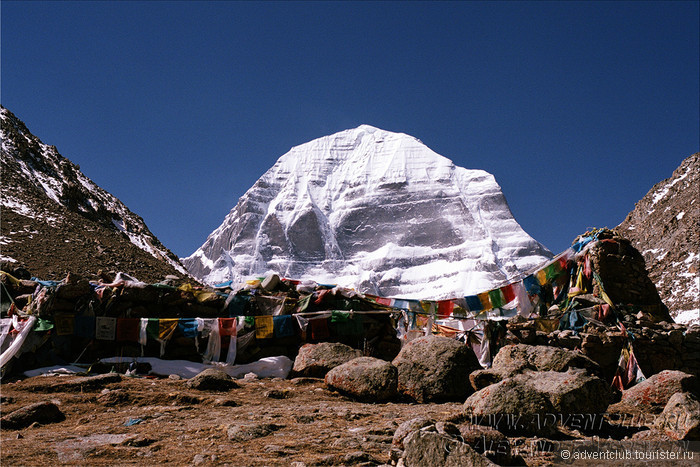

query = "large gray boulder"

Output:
[[470, 344, 601, 391], [656, 392, 700, 440], [325, 357, 398, 402], [392, 335, 481, 403], [292, 342, 362, 378], [620, 370, 698, 414], [464, 369, 611, 436]]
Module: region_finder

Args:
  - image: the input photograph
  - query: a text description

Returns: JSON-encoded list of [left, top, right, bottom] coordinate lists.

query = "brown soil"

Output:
[[0, 373, 535, 466], [1, 373, 697, 466]]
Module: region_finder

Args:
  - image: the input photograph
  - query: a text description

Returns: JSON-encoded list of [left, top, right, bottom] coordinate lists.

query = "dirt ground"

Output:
[[1, 372, 697, 466]]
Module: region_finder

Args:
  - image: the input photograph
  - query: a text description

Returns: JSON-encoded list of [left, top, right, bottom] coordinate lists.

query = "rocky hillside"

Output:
[[618, 153, 699, 323], [0, 106, 187, 283]]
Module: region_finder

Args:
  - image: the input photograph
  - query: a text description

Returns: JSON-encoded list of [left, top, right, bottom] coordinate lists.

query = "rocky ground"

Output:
[[1, 369, 697, 466]]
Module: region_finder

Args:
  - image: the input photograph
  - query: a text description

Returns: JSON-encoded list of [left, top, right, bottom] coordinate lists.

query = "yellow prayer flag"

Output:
[[536, 269, 548, 286], [255, 315, 274, 339], [159, 318, 178, 340], [477, 292, 492, 310]]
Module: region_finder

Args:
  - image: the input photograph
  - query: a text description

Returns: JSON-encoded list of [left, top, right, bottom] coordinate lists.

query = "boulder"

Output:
[[464, 374, 557, 436], [492, 344, 602, 377], [620, 370, 698, 414], [392, 335, 481, 402], [525, 369, 611, 415], [186, 368, 239, 391], [656, 392, 700, 440], [400, 429, 496, 466], [324, 357, 398, 402], [391, 417, 434, 459], [292, 342, 362, 378], [469, 344, 601, 391], [0, 401, 65, 430], [464, 369, 611, 436], [458, 423, 511, 466]]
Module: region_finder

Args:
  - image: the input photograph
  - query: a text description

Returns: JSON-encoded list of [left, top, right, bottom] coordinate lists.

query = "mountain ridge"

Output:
[[617, 152, 700, 323], [0, 106, 188, 282]]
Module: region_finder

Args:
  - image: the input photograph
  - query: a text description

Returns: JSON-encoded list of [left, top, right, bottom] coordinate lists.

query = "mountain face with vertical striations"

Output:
[[0, 106, 188, 282], [618, 153, 700, 324], [183, 125, 552, 299]]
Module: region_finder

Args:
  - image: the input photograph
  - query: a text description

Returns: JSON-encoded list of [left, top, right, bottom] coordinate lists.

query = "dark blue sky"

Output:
[[3, 1, 698, 257]]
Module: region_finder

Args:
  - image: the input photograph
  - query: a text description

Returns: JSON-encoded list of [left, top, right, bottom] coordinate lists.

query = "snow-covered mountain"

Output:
[[618, 153, 699, 324], [0, 106, 187, 281], [183, 125, 552, 299]]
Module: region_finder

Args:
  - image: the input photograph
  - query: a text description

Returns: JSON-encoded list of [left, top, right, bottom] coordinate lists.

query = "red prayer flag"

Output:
[[219, 318, 237, 336], [116, 318, 140, 342], [500, 284, 516, 304], [437, 300, 454, 319]]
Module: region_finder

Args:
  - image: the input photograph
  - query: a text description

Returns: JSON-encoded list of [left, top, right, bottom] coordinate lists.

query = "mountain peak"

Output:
[[183, 127, 551, 299]]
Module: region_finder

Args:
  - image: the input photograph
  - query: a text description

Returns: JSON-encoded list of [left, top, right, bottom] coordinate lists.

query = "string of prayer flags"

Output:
[[254, 315, 274, 339]]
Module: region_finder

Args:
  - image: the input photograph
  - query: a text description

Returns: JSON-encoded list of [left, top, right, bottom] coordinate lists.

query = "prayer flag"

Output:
[[465, 295, 483, 312], [177, 318, 199, 338], [95, 316, 117, 341], [437, 300, 454, 319], [255, 315, 274, 339], [219, 318, 237, 336], [273, 315, 295, 338], [477, 292, 492, 310], [74, 316, 95, 339], [54, 314, 75, 336], [309, 317, 330, 340], [523, 275, 540, 294], [500, 284, 516, 304], [116, 318, 140, 342], [488, 289, 505, 309], [159, 319, 178, 341], [330, 311, 363, 336], [420, 301, 437, 315], [536, 269, 548, 286]]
